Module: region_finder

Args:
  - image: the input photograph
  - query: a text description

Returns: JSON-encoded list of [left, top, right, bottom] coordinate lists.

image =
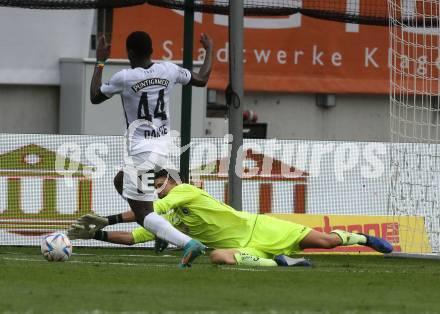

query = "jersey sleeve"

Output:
[[153, 184, 199, 214], [165, 62, 192, 85], [100, 70, 125, 98]]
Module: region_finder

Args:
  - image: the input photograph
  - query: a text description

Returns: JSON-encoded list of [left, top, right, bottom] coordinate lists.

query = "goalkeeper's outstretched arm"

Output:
[[104, 231, 136, 245], [67, 224, 169, 253], [72, 210, 136, 231], [67, 210, 134, 241], [102, 230, 168, 253]]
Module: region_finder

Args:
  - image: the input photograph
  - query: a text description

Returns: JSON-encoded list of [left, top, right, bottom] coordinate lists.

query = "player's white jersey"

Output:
[[101, 62, 191, 155]]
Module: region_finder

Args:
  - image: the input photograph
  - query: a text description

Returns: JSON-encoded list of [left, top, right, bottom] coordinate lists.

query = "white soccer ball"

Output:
[[41, 232, 72, 262]]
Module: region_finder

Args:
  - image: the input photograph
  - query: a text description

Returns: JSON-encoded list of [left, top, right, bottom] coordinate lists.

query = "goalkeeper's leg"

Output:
[[299, 229, 393, 253], [210, 249, 277, 267], [210, 249, 311, 267]]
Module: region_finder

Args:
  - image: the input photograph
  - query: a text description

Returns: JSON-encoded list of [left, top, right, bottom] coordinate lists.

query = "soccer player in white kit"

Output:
[[89, 31, 213, 267]]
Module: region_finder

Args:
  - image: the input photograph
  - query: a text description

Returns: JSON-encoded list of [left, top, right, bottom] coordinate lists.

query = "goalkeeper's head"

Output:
[[154, 168, 181, 199]]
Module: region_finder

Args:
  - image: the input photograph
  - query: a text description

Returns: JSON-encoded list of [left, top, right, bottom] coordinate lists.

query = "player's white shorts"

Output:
[[122, 151, 167, 201]]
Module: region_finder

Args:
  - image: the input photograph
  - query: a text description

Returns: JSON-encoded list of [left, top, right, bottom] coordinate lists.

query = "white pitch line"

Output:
[[72, 253, 177, 258], [2, 257, 172, 268], [218, 266, 269, 272], [1, 251, 177, 258], [4, 256, 425, 274], [1, 257, 275, 272]]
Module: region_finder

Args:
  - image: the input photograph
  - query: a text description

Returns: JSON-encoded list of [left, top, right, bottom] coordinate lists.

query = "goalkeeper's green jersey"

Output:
[[154, 184, 257, 248]]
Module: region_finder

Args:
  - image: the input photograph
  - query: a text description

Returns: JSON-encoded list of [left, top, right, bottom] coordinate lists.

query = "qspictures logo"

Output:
[[0, 144, 94, 236]]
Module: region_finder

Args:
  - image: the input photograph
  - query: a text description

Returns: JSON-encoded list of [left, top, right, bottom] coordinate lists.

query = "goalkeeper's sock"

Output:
[[93, 230, 108, 242], [331, 230, 367, 246], [143, 212, 191, 248], [233, 252, 277, 267], [106, 213, 124, 225]]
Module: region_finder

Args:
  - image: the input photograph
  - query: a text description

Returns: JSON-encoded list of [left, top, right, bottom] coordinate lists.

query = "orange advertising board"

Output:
[[111, 5, 391, 93], [269, 214, 432, 254]]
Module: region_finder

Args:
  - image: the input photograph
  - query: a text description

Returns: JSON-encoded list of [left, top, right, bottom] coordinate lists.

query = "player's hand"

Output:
[[67, 224, 96, 240], [74, 213, 109, 231], [154, 237, 169, 254], [96, 33, 111, 62], [200, 33, 213, 51]]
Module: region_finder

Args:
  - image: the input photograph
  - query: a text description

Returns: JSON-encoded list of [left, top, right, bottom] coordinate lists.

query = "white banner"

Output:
[[0, 133, 437, 250]]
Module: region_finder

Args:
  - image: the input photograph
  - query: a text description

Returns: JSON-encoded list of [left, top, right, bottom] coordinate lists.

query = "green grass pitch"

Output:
[[1, 246, 440, 313]]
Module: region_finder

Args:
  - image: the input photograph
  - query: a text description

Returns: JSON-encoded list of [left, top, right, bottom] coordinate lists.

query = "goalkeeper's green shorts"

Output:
[[238, 214, 312, 259]]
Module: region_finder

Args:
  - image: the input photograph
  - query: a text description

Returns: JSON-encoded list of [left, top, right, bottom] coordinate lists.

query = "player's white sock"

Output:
[[143, 212, 191, 248]]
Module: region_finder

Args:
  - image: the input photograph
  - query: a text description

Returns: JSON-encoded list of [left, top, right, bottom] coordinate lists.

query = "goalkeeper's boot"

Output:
[[274, 255, 313, 267], [180, 239, 206, 268], [361, 233, 393, 254]]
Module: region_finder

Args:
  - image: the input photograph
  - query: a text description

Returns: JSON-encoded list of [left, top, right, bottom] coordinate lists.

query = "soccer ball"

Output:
[[41, 232, 72, 262]]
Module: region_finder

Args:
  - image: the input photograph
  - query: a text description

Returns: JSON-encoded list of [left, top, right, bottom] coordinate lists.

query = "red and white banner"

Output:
[[111, 5, 390, 93]]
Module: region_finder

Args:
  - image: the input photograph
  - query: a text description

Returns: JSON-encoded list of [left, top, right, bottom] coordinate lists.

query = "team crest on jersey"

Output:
[[181, 207, 190, 215], [131, 78, 170, 92]]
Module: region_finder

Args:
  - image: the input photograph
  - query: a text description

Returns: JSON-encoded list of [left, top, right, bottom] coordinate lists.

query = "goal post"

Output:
[[387, 0, 440, 255]]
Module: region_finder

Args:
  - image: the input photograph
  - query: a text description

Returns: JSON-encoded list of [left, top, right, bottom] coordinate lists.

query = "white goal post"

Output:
[[388, 0, 440, 255]]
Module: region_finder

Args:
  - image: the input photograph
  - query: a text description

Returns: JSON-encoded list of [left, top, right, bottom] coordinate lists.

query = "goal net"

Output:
[[0, 0, 390, 26], [388, 0, 440, 254]]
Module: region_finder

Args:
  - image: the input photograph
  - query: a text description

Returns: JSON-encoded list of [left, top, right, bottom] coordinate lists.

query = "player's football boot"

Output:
[[180, 239, 207, 268], [361, 233, 393, 254], [274, 255, 313, 267]]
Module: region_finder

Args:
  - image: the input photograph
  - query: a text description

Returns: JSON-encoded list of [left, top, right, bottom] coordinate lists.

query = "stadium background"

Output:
[[1, 2, 440, 313], [0, 2, 438, 254], [0, 6, 390, 140]]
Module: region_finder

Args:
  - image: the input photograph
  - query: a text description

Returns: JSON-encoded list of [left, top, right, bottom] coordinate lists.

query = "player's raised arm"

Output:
[[90, 34, 111, 104], [190, 33, 213, 87]]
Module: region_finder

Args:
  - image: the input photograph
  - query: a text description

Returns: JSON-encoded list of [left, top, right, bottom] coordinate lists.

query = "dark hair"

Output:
[[126, 31, 153, 58], [155, 169, 181, 183]]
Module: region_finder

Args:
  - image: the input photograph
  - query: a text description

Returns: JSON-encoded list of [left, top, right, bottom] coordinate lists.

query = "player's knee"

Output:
[[130, 208, 145, 226], [114, 171, 124, 196], [133, 212, 145, 226], [210, 250, 236, 265], [127, 199, 150, 226]]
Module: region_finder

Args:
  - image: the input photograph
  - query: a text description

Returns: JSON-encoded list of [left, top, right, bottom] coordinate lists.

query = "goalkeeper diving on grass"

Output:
[[68, 169, 393, 268]]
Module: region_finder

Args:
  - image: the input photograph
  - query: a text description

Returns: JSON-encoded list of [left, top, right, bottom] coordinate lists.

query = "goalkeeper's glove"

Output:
[[154, 237, 169, 254], [74, 213, 109, 231], [67, 224, 96, 240]]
